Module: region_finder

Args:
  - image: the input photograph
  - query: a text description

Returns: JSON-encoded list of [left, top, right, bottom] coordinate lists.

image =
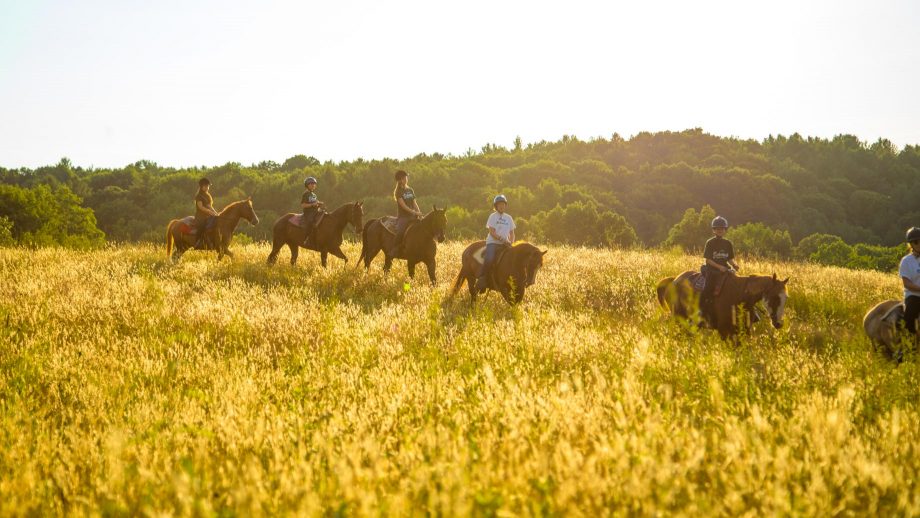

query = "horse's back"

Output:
[[864, 299, 901, 339]]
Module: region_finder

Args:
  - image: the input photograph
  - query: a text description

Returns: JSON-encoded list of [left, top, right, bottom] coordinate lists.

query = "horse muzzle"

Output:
[[251, 217, 260, 226], [772, 320, 784, 329]]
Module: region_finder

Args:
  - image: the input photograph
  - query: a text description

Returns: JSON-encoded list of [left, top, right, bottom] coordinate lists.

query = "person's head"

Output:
[[198, 177, 211, 192], [906, 227, 920, 254], [304, 177, 317, 192], [711, 216, 728, 237], [493, 194, 508, 213], [394, 169, 408, 186]]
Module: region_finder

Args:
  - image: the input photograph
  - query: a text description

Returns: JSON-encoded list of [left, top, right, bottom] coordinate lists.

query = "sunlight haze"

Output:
[[1, 0, 918, 168]]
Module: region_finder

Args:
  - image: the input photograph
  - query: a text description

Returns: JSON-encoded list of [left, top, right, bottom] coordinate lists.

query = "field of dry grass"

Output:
[[2, 242, 919, 515]]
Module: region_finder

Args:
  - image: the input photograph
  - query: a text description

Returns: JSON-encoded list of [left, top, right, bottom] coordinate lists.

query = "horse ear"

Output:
[[247, 195, 252, 201], [782, 277, 789, 284], [772, 272, 777, 280], [432, 204, 438, 211], [541, 250, 548, 255]]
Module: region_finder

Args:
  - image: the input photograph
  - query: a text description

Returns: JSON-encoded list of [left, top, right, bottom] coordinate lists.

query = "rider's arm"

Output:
[[489, 227, 511, 244], [706, 258, 729, 272], [509, 229, 515, 243], [728, 259, 740, 271], [301, 200, 321, 209], [411, 199, 422, 216], [902, 276, 920, 292], [197, 200, 219, 217]]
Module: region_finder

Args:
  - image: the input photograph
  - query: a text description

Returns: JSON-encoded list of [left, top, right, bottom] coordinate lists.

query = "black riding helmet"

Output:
[[198, 178, 211, 187], [394, 170, 408, 181], [906, 227, 920, 243], [711, 216, 728, 229]]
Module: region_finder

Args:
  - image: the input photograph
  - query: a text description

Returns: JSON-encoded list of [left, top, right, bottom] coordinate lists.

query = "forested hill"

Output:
[[2, 129, 919, 254]]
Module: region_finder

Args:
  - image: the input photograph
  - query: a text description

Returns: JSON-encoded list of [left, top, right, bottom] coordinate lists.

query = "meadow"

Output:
[[2, 241, 919, 516]]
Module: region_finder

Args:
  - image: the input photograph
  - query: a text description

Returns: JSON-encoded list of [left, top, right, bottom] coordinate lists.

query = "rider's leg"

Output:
[[302, 210, 315, 247], [475, 243, 500, 292], [903, 295, 920, 336], [389, 217, 410, 257], [194, 218, 206, 248]]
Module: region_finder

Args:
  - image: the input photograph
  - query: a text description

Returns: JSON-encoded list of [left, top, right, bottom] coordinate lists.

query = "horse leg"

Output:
[[290, 243, 299, 266], [321, 251, 328, 268], [426, 258, 436, 286], [267, 236, 283, 266], [715, 304, 734, 339], [330, 246, 347, 263], [407, 260, 417, 279], [364, 248, 378, 270], [383, 254, 393, 273]]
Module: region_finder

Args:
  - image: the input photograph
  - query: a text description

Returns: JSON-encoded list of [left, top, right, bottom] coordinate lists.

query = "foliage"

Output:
[[0, 183, 105, 248], [1, 243, 918, 515], [727, 222, 793, 259], [663, 205, 716, 252]]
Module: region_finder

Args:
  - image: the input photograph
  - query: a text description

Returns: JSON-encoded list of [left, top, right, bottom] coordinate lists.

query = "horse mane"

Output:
[[218, 199, 251, 216]]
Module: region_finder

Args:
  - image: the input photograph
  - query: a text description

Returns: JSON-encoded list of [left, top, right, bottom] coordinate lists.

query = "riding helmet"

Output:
[[394, 170, 408, 180], [711, 216, 729, 229], [493, 194, 508, 207], [304, 177, 317, 187], [198, 178, 211, 187], [906, 227, 920, 243]]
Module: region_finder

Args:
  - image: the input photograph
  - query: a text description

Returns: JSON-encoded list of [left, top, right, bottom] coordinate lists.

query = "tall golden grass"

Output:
[[1, 242, 918, 515]]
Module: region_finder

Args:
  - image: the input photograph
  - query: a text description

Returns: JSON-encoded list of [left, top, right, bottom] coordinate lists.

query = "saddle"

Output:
[[472, 244, 511, 290], [289, 212, 325, 229], [380, 216, 418, 236], [688, 269, 730, 296], [178, 216, 216, 235]]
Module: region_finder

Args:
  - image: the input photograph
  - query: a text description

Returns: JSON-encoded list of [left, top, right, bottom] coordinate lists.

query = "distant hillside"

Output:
[[2, 129, 918, 252]]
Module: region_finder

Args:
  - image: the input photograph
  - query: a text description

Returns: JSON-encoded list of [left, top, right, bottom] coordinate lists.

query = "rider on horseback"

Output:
[[899, 227, 920, 337], [194, 178, 219, 249], [475, 194, 516, 293], [389, 170, 423, 258], [301, 177, 324, 247], [701, 216, 739, 324]]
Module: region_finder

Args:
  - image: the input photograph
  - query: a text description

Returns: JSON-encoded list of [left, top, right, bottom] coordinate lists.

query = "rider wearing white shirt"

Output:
[[476, 195, 516, 292], [899, 227, 920, 336]]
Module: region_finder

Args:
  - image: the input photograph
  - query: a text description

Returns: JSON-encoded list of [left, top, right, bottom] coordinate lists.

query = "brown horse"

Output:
[[450, 241, 547, 305], [657, 271, 789, 338], [863, 300, 908, 361], [359, 207, 447, 285], [165, 198, 260, 262], [266, 201, 364, 268]]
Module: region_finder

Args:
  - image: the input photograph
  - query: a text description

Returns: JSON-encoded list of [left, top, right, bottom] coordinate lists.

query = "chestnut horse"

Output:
[[266, 201, 364, 268], [657, 272, 789, 338], [863, 300, 908, 361], [359, 207, 447, 286], [450, 241, 547, 305], [165, 198, 259, 262]]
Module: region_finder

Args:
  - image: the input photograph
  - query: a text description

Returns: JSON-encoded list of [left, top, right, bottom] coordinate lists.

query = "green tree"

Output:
[[664, 205, 716, 252], [727, 222, 792, 258]]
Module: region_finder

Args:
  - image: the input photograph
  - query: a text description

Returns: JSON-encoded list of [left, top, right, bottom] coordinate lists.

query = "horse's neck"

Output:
[[415, 215, 434, 236], [329, 204, 352, 230]]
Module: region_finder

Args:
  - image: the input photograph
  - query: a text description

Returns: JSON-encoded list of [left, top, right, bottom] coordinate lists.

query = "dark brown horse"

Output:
[[165, 198, 260, 262], [657, 272, 789, 338], [359, 207, 447, 285], [450, 241, 547, 305], [266, 201, 364, 268]]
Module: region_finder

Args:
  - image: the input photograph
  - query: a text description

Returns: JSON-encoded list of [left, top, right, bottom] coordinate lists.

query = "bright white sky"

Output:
[[1, 0, 918, 168]]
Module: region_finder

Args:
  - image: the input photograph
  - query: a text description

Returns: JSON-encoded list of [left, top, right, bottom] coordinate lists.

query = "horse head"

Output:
[[762, 273, 789, 329], [428, 205, 448, 243], [514, 243, 547, 288], [223, 197, 259, 226], [349, 201, 364, 234]]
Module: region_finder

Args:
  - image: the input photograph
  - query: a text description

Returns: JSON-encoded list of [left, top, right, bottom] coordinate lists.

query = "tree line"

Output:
[[1, 129, 917, 270]]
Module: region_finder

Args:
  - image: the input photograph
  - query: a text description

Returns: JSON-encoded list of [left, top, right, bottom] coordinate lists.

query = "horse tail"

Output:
[[450, 268, 466, 297], [656, 277, 675, 311], [166, 220, 176, 258], [358, 219, 374, 264]]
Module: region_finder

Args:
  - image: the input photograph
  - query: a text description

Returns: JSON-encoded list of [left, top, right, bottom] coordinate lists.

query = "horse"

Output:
[[359, 207, 447, 286], [266, 201, 364, 268], [450, 241, 547, 305], [863, 300, 908, 361], [657, 271, 789, 338], [165, 198, 259, 263]]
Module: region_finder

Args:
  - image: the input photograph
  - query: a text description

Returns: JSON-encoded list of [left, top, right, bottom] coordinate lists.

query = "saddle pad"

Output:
[[380, 216, 398, 235], [689, 272, 706, 292], [179, 216, 196, 234], [882, 303, 905, 323], [289, 214, 304, 227], [471, 244, 509, 266]]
